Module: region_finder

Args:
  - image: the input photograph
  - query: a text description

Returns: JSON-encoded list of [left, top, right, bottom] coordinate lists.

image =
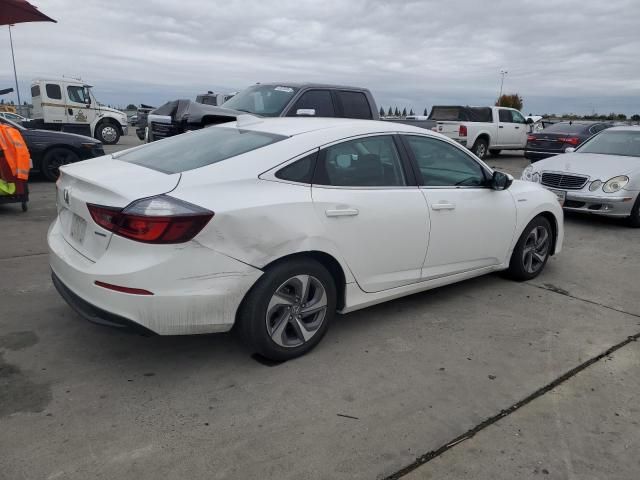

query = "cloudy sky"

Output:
[[2, 0, 640, 115]]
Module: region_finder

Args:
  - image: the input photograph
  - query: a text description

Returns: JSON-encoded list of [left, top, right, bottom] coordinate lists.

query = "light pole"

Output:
[[497, 69, 508, 105], [8, 25, 22, 108]]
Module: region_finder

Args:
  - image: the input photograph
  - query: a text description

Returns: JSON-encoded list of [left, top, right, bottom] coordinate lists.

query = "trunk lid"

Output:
[[528, 132, 575, 151], [434, 121, 463, 138], [56, 156, 180, 261]]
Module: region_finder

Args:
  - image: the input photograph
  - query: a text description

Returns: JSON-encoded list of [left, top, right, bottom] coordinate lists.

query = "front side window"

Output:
[[67, 86, 90, 104], [45, 83, 62, 100], [287, 90, 335, 117], [31, 85, 40, 97], [314, 136, 406, 187], [511, 111, 526, 124], [221, 84, 299, 117], [118, 127, 287, 173], [404, 135, 487, 187], [336, 91, 372, 119]]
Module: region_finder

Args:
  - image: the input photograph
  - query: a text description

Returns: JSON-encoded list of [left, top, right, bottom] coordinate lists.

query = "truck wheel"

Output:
[[472, 138, 489, 159], [489, 149, 501, 156], [96, 121, 120, 145], [41, 147, 80, 181]]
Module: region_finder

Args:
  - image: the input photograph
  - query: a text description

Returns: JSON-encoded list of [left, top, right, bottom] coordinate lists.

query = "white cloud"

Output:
[[1, 0, 639, 114]]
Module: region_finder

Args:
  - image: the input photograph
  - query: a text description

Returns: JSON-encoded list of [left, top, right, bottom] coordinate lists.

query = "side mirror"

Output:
[[564, 147, 576, 153], [296, 108, 316, 116], [491, 171, 513, 190], [526, 117, 534, 124]]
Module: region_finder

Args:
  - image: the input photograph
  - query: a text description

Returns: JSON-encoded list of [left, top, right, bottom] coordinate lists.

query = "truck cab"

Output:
[[30, 79, 128, 144]]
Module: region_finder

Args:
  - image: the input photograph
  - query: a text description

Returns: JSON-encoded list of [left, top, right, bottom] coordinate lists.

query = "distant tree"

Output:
[[631, 114, 640, 122], [409, 109, 414, 116], [394, 107, 400, 116], [387, 106, 393, 116], [126, 104, 136, 110], [423, 108, 428, 116], [495, 93, 523, 111], [616, 113, 627, 121], [402, 107, 407, 117], [379, 106, 385, 117]]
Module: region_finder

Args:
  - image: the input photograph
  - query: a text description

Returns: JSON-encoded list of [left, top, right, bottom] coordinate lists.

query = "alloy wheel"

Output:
[[522, 226, 550, 273], [265, 275, 328, 348]]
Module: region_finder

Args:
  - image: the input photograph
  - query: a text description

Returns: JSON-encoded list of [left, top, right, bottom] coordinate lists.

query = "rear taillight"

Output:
[[527, 135, 537, 142], [459, 125, 468, 137], [560, 136, 580, 146], [88, 195, 214, 244]]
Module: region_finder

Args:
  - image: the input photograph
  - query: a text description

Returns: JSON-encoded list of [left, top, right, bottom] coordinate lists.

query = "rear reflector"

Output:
[[94, 281, 154, 295], [88, 195, 213, 244]]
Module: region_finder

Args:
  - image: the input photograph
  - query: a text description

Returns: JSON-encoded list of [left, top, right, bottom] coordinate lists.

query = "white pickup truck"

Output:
[[429, 106, 531, 159]]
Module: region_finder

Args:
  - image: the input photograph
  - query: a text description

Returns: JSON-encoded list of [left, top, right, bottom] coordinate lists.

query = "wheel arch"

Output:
[[95, 116, 123, 135], [261, 251, 348, 310], [537, 210, 559, 255]]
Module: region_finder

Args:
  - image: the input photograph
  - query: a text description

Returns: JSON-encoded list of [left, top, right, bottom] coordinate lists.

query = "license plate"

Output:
[[70, 214, 87, 244], [547, 188, 566, 205]]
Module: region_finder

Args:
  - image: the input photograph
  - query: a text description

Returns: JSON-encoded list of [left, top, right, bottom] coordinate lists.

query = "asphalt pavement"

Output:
[[1, 130, 638, 480]]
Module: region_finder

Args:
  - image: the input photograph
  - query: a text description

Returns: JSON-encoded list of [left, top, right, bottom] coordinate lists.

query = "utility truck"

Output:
[[29, 78, 128, 145]]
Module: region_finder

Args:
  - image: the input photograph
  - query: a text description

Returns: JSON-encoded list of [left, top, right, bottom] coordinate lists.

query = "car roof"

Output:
[[228, 116, 438, 137], [251, 82, 371, 91]]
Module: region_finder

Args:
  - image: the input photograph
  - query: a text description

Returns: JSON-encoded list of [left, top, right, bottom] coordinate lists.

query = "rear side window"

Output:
[[119, 127, 287, 174], [498, 110, 512, 123], [287, 90, 335, 117], [275, 152, 317, 183], [314, 136, 406, 187], [336, 91, 372, 119], [31, 85, 40, 97], [45, 83, 62, 100]]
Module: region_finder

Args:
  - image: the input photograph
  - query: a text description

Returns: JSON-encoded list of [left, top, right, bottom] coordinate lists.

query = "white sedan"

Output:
[[522, 126, 640, 227], [49, 117, 563, 360]]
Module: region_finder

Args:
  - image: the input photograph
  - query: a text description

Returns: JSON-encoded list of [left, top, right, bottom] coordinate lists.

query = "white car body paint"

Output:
[[49, 118, 563, 335]]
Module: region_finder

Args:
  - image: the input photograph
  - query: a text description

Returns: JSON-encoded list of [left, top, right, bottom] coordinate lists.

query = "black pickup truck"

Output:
[[147, 83, 380, 141]]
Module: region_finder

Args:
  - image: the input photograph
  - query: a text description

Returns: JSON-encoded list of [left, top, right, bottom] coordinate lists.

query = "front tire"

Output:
[[96, 121, 120, 145], [472, 138, 489, 159], [628, 195, 640, 228], [237, 258, 336, 361], [507, 216, 553, 281], [41, 147, 80, 181]]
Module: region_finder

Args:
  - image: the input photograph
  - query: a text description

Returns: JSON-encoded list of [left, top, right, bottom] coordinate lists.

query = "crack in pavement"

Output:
[[0, 252, 48, 261], [385, 284, 640, 479]]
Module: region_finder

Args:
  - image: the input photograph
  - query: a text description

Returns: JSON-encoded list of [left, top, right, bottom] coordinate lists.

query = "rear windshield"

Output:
[[543, 123, 590, 134], [221, 85, 299, 117], [429, 106, 492, 122], [118, 127, 287, 173], [578, 130, 640, 158]]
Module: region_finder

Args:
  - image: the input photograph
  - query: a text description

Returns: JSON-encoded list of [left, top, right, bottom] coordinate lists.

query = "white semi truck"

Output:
[[29, 78, 128, 144]]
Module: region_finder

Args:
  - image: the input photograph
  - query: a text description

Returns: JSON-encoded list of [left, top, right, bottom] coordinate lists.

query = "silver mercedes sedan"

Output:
[[521, 126, 640, 227]]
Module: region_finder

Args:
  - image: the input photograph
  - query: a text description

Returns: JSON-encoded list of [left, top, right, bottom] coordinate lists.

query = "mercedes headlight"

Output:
[[521, 165, 534, 181], [602, 176, 629, 193], [531, 171, 541, 183]]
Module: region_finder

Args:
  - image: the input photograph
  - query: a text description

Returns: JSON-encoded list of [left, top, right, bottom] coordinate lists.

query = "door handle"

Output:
[[68, 108, 73, 115], [325, 208, 359, 217], [431, 202, 456, 211], [498, 125, 504, 129], [515, 126, 520, 129]]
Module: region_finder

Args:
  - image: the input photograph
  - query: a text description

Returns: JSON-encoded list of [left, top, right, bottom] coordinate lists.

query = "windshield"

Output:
[[0, 117, 25, 130], [221, 85, 299, 117], [578, 130, 640, 158]]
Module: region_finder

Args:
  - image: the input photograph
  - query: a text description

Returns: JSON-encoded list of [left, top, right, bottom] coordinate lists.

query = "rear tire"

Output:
[[96, 121, 120, 145], [507, 216, 553, 281], [628, 196, 640, 228], [237, 258, 336, 361], [472, 138, 489, 159], [489, 149, 501, 156], [41, 147, 80, 181]]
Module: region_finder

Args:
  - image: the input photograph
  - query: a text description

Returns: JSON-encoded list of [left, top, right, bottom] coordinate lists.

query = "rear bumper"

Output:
[[48, 218, 263, 335], [525, 149, 560, 162]]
